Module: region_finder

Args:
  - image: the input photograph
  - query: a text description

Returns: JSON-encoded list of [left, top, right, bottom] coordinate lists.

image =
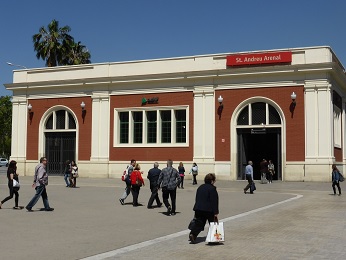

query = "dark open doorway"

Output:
[[45, 132, 76, 175], [237, 128, 281, 180]]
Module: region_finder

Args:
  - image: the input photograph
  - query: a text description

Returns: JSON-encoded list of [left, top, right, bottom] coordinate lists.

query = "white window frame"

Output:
[[114, 106, 189, 147]]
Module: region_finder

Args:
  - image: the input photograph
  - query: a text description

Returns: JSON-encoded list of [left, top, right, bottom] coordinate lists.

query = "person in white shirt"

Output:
[[243, 161, 254, 194]]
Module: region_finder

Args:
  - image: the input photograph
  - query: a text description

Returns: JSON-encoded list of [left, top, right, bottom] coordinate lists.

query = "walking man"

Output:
[[26, 157, 54, 211], [244, 161, 254, 194], [147, 162, 162, 209], [119, 159, 136, 205], [157, 159, 181, 216]]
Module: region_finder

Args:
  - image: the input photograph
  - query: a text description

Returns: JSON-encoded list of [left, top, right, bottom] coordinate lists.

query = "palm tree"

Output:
[[64, 41, 91, 65], [33, 19, 74, 67]]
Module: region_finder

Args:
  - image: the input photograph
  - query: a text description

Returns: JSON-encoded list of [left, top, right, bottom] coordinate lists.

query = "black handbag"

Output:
[[188, 218, 204, 233]]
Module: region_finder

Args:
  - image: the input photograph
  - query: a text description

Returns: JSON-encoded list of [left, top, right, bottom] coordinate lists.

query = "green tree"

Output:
[[64, 41, 91, 65], [33, 19, 91, 67], [0, 96, 12, 158], [33, 19, 74, 67]]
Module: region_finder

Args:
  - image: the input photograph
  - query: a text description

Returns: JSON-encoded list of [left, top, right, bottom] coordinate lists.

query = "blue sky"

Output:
[[1, 0, 345, 96]]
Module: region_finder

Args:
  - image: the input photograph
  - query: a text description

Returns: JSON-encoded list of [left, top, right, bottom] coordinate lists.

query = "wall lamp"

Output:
[[81, 102, 86, 123], [290, 92, 297, 117], [217, 95, 224, 120], [28, 104, 34, 124]]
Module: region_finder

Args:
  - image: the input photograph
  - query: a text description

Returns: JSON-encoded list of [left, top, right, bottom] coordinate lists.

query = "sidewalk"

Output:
[[0, 176, 344, 260]]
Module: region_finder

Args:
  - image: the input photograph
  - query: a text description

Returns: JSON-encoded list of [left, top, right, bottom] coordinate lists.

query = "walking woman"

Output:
[[130, 163, 145, 206], [70, 160, 78, 188], [331, 164, 342, 196], [0, 160, 23, 209], [178, 162, 185, 189], [267, 160, 275, 184], [190, 162, 198, 185], [188, 173, 219, 243]]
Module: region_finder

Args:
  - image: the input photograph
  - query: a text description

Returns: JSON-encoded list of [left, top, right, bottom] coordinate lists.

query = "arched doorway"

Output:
[[235, 101, 283, 180], [43, 109, 77, 175]]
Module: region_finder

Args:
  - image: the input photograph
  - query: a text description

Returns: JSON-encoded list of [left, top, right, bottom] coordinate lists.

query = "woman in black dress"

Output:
[[0, 160, 22, 209]]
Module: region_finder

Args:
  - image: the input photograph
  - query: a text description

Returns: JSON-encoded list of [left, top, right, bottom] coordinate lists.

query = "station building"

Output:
[[5, 46, 346, 181]]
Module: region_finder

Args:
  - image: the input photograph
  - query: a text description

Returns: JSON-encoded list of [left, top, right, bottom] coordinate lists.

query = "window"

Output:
[[44, 110, 76, 130], [133, 112, 143, 143], [161, 110, 171, 143], [237, 103, 281, 126], [333, 105, 341, 148], [175, 110, 186, 143], [116, 107, 188, 147], [147, 111, 157, 143], [119, 112, 129, 144]]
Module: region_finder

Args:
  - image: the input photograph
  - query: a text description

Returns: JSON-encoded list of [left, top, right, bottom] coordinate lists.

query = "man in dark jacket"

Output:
[[147, 162, 162, 209], [188, 173, 219, 243], [157, 159, 181, 216]]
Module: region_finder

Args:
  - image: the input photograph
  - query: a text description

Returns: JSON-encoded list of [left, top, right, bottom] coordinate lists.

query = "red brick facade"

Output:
[[215, 86, 305, 162], [26, 97, 92, 160]]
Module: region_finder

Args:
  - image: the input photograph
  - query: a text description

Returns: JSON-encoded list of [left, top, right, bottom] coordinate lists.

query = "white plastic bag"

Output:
[[13, 179, 20, 188], [206, 222, 224, 243]]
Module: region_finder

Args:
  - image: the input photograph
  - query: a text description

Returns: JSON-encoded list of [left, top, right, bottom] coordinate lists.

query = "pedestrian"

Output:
[[147, 162, 162, 209], [190, 162, 198, 185], [188, 173, 219, 244], [331, 164, 342, 196], [26, 157, 54, 212], [0, 160, 23, 209], [64, 160, 71, 187], [130, 163, 145, 207], [267, 160, 275, 183], [244, 161, 254, 194], [178, 162, 185, 189], [157, 159, 181, 216], [119, 159, 136, 205], [70, 160, 78, 188], [260, 159, 268, 184]]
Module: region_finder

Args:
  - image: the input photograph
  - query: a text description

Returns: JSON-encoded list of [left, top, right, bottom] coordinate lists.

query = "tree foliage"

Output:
[[33, 19, 91, 67], [0, 96, 12, 158]]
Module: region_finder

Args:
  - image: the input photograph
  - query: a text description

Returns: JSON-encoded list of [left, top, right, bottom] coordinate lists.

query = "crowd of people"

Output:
[[1, 156, 343, 244], [119, 159, 199, 215]]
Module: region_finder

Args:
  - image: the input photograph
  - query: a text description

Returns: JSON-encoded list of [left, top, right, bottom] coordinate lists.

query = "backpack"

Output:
[[121, 170, 128, 181], [121, 165, 131, 183]]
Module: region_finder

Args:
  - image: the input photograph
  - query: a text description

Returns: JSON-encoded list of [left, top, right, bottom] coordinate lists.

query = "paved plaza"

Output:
[[0, 171, 345, 260]]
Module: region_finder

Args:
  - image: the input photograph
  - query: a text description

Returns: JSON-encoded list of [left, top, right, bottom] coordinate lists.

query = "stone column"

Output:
[[193, 86, 215, 169]]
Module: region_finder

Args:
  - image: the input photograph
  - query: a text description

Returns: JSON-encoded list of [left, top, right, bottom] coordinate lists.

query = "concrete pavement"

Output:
[[0, 174, 345, 260]]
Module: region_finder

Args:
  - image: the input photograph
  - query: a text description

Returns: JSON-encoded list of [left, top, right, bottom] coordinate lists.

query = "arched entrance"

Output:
[[235, 101, 283, 180], [43, 109, 77, 175]]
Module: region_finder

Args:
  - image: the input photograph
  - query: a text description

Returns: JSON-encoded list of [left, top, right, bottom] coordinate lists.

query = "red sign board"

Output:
[[226, 51, 292, 67]]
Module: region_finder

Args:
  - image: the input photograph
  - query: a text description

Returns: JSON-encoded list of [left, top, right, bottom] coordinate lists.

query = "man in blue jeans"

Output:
[[244, 160, 254, 194], [26, 157, 54, 212]]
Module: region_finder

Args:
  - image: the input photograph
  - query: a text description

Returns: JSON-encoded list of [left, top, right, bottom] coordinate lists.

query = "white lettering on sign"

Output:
[[244, 56, 262, 62], [264, 54, 281, 61]]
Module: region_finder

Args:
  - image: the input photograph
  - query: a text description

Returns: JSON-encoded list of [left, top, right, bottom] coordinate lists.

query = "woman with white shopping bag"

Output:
[[188, 173, 219, 244], [0, 160, 23, 209]]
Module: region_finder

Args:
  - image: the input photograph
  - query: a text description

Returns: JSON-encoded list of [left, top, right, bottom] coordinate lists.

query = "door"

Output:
[[45, 132, 76, 175], [237, 128, 281, 180]]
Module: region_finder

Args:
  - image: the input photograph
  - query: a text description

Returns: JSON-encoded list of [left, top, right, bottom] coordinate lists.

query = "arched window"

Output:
[[45, 110, 76, 130], [237, 102, 281, 126]]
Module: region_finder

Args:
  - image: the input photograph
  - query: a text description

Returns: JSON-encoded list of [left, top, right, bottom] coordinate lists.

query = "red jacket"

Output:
[[130, 170, 144, 186]]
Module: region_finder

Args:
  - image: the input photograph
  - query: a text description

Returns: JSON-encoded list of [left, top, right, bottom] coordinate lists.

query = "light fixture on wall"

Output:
[[291, 92, 297, 108], [81, 101, 86, 123], [290, 92, 297, 117], [217, 95, 224, 120], [28, 104, 34, 124]]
